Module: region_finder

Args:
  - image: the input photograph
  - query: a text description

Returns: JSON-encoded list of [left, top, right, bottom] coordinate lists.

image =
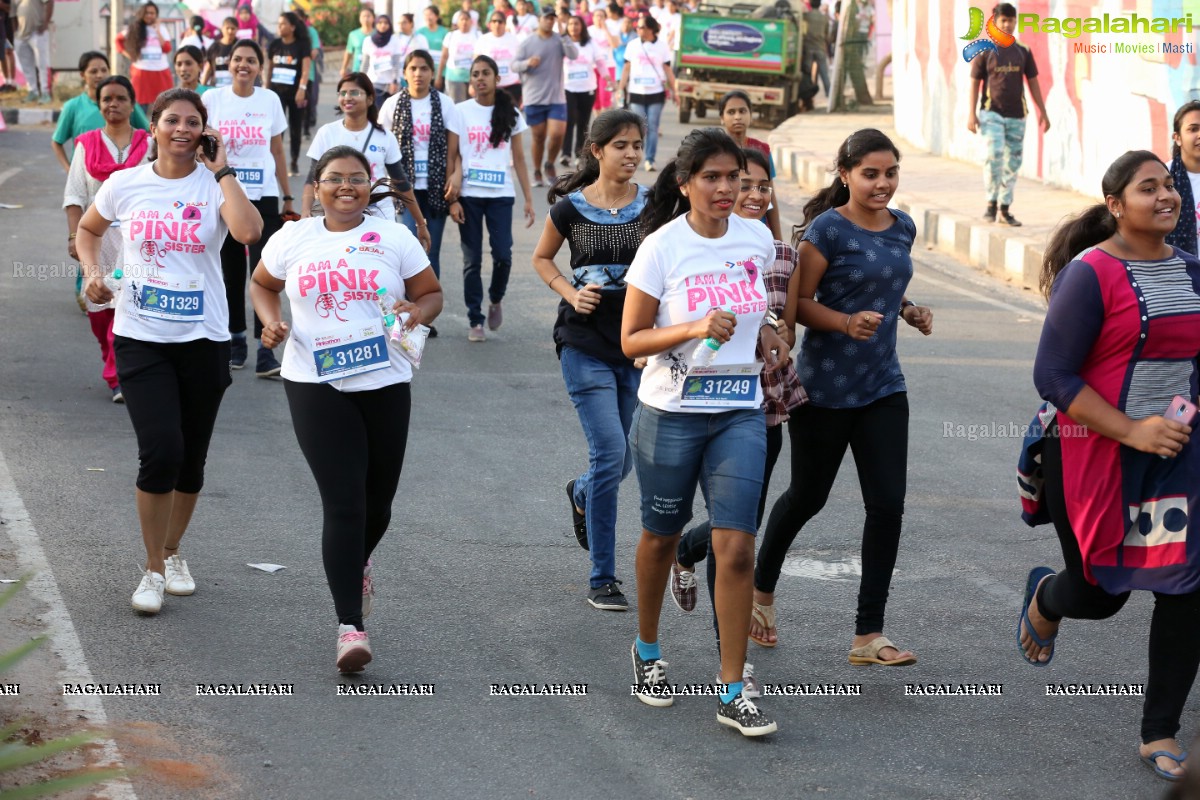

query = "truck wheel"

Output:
[[679, 98, 691, 124], [695, 103, 707, 118]]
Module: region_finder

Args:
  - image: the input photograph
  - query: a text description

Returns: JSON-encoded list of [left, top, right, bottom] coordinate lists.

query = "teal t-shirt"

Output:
[[346, 28, 368, 71], [193, 84, 212, 96], [53, 93, 151, 146], [308, 26, 321, 80], [418, 25, 449, 70]]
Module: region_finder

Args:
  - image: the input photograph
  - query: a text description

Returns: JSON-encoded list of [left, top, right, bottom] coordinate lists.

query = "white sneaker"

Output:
[[336, 624, 372, 673], [715, 662, 762, 698], [131, 570, 165, 614], [164, 555, 195, 596], [362, 559, 374, 620]]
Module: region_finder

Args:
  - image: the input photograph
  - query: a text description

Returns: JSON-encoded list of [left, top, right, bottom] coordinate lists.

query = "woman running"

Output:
[[1020, 150, 1200, 782], [53, 51, 151, 173], [452, 55, 534, 342], [380, 51, 463, 285], [531, 108, 646, 609], [619, 14, 674, 173], [174, 45, 210, 95], [439, 11, 480, 102], [589, 10, 618, 112], [561, 15, 613, 169], [751, 129, 932, 668], [202, 18, 240, 89], [622, 127, 787, 736], [358, 14, 401, 107], [265, 12, 312, 177], [202, 39, 293, 375], [118, 2, 173, 115], [718, 90, 781, 240], [301, 72, 430, 251], [76, 88, 263, 614], [474, 12, 522, 105], [250, 145, 443, 673], [63, 75, 152, 403]]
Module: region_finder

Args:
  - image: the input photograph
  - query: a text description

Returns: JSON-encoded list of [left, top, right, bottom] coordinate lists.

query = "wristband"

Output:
[[213, 165, 237, 183], [900, 299, 916, 311], [282, 195, 295, 202]]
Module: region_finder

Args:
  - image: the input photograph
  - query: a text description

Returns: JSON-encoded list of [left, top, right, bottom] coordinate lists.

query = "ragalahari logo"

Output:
[[961, 7, 1015, 62]]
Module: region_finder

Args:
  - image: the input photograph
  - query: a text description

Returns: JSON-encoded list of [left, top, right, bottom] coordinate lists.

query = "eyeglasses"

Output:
[[337, 89, 366, 98], [317, 176, 372, 186], [739, 182, 773, 195]]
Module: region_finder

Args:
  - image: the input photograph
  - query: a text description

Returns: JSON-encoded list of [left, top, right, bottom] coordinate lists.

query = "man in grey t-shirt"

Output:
[[512, 6, 577, 186]]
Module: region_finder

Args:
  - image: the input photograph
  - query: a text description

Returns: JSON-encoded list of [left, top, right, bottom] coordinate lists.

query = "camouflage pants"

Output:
[[978, 109, 1026, 206]]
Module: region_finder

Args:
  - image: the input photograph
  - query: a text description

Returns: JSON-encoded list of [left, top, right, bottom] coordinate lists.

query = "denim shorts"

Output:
[[629, 403, 766, 536], [524, 102, 568, 126]]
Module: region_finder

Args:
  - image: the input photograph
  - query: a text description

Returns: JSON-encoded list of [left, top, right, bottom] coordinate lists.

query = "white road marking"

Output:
[[911, 270, 1046, 320], [0, 447, 138, 800], [0, 167, 21, 190]]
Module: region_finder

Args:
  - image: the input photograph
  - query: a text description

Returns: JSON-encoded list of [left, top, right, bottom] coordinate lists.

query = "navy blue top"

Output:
[[797, 207, 916, 408]]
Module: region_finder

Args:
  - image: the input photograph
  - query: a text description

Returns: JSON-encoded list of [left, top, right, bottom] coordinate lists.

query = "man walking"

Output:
[[512, 6, 577, 187], [12, 0, 52, 102], [802, 0, 830, 98]]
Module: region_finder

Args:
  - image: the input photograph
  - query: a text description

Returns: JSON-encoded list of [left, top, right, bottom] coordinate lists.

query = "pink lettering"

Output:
[[686, 288, 707, 311], [298, 275, 317, 296], [714, 285, 742, 305], [330, 271, 356, 291], [358, 269, 380, 292]]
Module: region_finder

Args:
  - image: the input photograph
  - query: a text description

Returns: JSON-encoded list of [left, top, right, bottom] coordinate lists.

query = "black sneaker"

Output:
[[630, 642, 672, 707], [427, 325, 438, 338], [998, 207, 1023, 226], [566, 480, 588, 550], [230, 335, 248, 369], [587, 581, 628, 611], [256, 346, 282, 378], [982, 204, 997, 223], [717, 690, 778, 737]]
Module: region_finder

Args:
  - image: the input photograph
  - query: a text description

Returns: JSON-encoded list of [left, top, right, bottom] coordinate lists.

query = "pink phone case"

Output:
[[1166, 395, 1198, 427]]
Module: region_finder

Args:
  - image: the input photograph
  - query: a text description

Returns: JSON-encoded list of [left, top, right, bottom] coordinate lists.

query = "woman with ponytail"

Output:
[[265, 11, 312, 176], [622, 127, 787, 737], [301, 73, 430, 255], [451, 55, 535, 342], [1019, 150, 1200, 782], [531, 108, 646, 610], [1167, 101, 1200, 256], [751, 129, 932, 672], [118, 2, 173, 115]]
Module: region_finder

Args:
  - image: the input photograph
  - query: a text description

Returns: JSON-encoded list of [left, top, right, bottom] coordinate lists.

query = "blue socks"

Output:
[[635, 637, 661, 662], [720, 681, 744, 704]]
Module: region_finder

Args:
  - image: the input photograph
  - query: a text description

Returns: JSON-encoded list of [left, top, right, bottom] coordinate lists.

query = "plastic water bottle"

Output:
[[691, 307, 725, 367], [375, 287, 397, 327], [104, 267, 124, 296]]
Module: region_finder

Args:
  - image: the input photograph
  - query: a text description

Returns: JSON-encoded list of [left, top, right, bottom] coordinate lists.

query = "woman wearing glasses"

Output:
[[301, 73, 431, 253], [474, 12, 523, 105], [619, 15, 675, 173], [251, 145, 443, 673]]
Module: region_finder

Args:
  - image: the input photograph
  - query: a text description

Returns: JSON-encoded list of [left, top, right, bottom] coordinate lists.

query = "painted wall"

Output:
[[892, 0, 1200, 198]]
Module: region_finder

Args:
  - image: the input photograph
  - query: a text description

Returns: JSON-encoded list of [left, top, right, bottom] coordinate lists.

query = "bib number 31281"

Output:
[[311, 321, 390, 382], [680, 363, 762, 409]]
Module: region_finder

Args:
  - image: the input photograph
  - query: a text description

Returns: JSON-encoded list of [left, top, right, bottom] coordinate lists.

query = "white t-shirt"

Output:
[[456, 98, 527, 198], [306, 120, 403, 219], [94, 163, 230, 344], [180, 33, 214, 52], [663, 12, 682, 49], [442, 29, 480, 79], [474, 32, 521, 86], [1188, 171, 1200, 256], [378, 91, 463, 191], [625, 37, 672, 95], [625, 214, 774, 413], [509, 13, 537, 40], [360, 37, 401, 84], [451, 8, 480, 32], [202, 87, 288, 200], [563, 41, 606, 93], [134, 28, 171, 72], [262, 216, 431, 390]]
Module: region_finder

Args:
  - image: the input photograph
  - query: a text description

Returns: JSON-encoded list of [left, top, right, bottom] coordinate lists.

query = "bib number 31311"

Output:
[[680, 363, 762, 409]]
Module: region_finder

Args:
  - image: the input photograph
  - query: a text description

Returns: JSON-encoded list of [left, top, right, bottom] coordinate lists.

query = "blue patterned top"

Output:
[[797, 207, 916, 408]]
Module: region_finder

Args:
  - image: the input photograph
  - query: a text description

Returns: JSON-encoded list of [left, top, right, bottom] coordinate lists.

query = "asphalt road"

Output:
[[0, 100, 1186, 800]]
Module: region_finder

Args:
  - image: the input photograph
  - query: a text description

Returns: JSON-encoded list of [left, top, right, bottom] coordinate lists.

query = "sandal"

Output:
[[749, 601, 777, 648], [848, 635, 917, 666], [1141, 748, 1187, 782], [1018, 566, 1058, 667]]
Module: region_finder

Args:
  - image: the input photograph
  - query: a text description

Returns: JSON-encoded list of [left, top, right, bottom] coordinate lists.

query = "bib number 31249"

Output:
[[679, 363, 762, 409]]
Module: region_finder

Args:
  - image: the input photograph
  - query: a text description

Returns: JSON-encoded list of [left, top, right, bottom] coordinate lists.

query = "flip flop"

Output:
[[1141, 749, 1187, 782], [847, 635, 917, 666], [1017, 566, 1057, 667], [749, 601, 777, 648]]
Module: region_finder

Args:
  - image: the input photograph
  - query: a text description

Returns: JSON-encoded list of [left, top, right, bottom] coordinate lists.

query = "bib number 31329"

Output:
[[680, 363, 762, 409]]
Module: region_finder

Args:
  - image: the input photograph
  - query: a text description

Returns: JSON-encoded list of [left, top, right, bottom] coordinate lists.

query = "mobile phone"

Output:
[[200, 134, 219, 162], [1166, 395, 1198, 428]]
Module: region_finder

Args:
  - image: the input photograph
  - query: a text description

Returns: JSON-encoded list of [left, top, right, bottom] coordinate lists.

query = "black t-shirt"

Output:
[[970, 41, 1038, 119], [207, 40, 237, 78], [547, 187, 647, 364], [267, 37, 309, 87]]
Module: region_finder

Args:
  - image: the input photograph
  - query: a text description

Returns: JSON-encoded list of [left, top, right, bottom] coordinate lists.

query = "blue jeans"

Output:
[[561, 346, 640, 588], [629, 98, 664, 165], [978, 109, 1026, 206], [459, 196, 514, 327], [400, 190, 448, 279]]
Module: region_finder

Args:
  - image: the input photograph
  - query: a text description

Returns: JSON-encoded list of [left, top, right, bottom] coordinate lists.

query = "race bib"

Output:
[[414, 160, 428, 178], [568, 68, 590, 82], [272, 66, 298, 85], [455, 56, 472, 69], [233, 160, 265, 187], [498, 63, 510, 77], [466, 165, 506, 187], [680, 363, 762, 409], [139, 47, 163, 64], [134, 274, 205, 322], [310, 321, 390, 382], [634, 75, 656, 87], [214, 70, 233, 87], [235, 29, 255, 39]]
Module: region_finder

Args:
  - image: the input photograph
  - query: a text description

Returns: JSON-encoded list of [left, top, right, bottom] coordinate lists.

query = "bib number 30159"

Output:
[[680, 364, 763, 409]]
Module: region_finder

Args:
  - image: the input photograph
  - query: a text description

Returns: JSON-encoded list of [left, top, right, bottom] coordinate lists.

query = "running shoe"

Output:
[[427, 325, 438, 338], [717, 689, 777, 736], [669, 563, 696, 612], [468, 325, 486, 342], [587, 581, 628, 611], [256, 346, 282, 378], [229, 335, 248, 369], [631, 642, 672, 707], [164, 554, 195, 596], [532, 171, 544, 188], [559, 154, 570, 168], [336, 624, 372, 673], [643, 160, 656, 172], [362, 559, 374, 619], [111, 386, 125, 404], [543, 161, 557, 182], [566, 480, 588, 550], [487, 301, 503, 331], [131, 570, 166, 614]]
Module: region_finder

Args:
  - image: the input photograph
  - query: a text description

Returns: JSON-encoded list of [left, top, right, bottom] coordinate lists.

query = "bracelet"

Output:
[[548, 274, 566, 289], [844, 313, 852, 333], [282, 195, 295, 202], [900, 299, 916, 311], [68, 233, 77, 240], [213, 165, 237, 183]]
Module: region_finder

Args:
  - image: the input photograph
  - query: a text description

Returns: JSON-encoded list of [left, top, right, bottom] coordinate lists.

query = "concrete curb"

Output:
[[1, 107, 60, 126], [773, 142, 1044, 292]]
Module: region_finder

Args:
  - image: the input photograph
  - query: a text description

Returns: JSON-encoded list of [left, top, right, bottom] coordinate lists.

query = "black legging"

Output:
[[271, 83, 305, 163], [220, 196, 282, 338], [676, 421, 784, 648], [1037, 427, 1200, 743], [563, 90, 596, 163], [754, 392, 909, 635], [285, 380, 412, 631]]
